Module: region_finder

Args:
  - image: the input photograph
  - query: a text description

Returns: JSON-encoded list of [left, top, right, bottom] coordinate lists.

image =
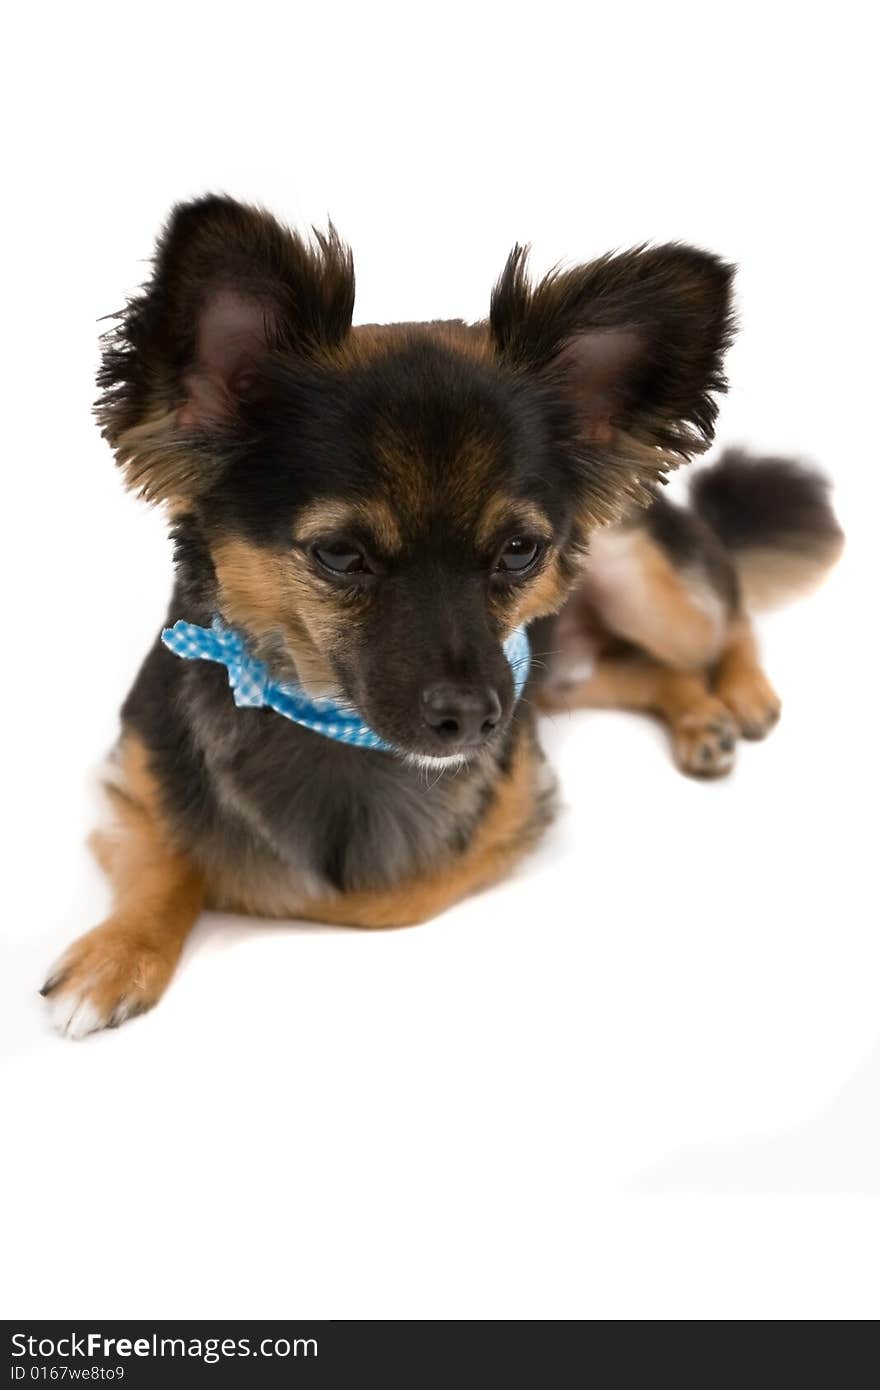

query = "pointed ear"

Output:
[[490, 243, 735, 521], [176, 289, 279, 429], [97, 195, 354, 501]]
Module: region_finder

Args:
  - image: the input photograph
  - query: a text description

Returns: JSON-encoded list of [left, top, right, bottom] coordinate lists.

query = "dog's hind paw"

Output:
[[717, 668, 782, 740], [673, 702, 739, 778]]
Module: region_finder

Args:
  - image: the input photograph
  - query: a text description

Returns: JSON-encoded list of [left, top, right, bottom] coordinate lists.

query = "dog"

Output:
[[41, 196, 843, 1037]]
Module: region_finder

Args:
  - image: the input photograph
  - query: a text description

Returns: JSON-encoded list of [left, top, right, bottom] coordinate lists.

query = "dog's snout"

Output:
[[421, 682, 502, 748]]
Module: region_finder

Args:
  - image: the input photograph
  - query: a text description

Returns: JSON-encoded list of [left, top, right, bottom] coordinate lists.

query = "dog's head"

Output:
[[98, 196, 734, 761]]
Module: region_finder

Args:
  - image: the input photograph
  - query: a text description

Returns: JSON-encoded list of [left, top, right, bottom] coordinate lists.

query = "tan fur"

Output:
[[540, 531, 790, 772], [212, 537, 349, 697], [505, 559, 571, 630], [539, 654, 739, 777], [713, 617, 781, 738], [296, 728, 546, 927], [584, 526, 728, 669], [475, 496, 554, 551], [370, 416, 506, 526], [343, 326, 528, 529], [82, 728, 545, 938], [294, 495, 403, 555], [733, 537, 844, 610], [202, 758, 509, 920], [473, 497, 570, 629], [43, 735, 204, 1031], [204, 861, 318, 919], [340, 319, 493, 367], [112, 408, 212, 506]]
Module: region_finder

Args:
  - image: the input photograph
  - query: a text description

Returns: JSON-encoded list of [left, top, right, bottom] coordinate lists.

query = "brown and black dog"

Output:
[[42, 196, 843, 1037]]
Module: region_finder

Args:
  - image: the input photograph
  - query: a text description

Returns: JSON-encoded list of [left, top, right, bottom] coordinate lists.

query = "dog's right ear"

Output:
[[490, 242, 735, 528], [96, 195, 354, 503]]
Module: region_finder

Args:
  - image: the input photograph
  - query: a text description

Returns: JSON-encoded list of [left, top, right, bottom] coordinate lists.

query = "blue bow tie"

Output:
[[161, 615, 531, 754]]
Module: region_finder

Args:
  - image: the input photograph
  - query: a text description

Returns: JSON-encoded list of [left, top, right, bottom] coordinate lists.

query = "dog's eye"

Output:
[[495, 537, 541, 574], [313, 542, 370, 576]]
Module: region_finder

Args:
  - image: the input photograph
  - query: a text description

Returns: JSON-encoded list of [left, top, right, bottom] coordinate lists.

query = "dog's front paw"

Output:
[[41, 919, 176, 1039], [673, 701, 739, 778]]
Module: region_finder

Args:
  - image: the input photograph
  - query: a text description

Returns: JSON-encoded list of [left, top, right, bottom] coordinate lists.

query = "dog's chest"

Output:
[[185, 684, 497, 905]]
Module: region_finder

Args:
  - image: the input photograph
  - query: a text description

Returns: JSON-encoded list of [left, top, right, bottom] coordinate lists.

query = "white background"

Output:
[[3, 1, 878, 1320]]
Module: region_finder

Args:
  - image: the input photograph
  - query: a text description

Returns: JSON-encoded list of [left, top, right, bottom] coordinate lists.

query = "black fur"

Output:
[[690, 449, 844, 558], [491, 243, 735, 461], [122, 624, 520, 896], [97, 197, 736, 900], [97, 194, 355, 444]]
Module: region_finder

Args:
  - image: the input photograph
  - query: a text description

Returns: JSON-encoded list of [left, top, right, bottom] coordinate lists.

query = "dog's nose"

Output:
[[421, 683, 502, 748]]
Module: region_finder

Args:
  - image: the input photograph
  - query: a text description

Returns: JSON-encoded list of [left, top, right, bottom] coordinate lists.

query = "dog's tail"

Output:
[[689, 449, 844, 610]]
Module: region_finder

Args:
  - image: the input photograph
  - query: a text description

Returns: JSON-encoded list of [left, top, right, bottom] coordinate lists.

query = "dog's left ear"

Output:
[[490, 243, 735, 523], [96, 195, 355, 504]]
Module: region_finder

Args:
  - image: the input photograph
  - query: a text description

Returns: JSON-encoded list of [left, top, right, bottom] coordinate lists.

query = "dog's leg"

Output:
[[539, 655, 739, 777], [42, 734, 204, 1038], [713, 616, 781, 739], [541, 518, 746, 775]]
